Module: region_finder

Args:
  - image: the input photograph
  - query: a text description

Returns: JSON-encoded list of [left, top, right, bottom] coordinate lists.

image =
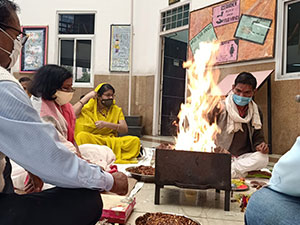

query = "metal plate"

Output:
[[126, 166, 155, 183], [135, 212, 201, 225]]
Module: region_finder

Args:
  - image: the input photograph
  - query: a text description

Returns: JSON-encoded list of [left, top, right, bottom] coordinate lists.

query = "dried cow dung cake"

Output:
[[127, 165, 155, 176], [135, 212, 199, 225]]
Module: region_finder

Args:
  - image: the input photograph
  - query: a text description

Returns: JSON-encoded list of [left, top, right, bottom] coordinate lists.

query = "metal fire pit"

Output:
[[154, 149, 231, 211]]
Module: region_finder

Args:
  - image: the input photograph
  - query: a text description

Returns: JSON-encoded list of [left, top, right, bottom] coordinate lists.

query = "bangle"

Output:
[[79, 100, 85, 106], [116, 124, 120, 132]]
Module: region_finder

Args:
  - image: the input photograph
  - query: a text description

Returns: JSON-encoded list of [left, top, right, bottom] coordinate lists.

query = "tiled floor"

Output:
[[102, 135, 256, 225], [125, 184, 246, 225]]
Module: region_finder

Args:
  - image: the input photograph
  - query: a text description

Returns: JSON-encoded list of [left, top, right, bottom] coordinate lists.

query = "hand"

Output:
[[207, 102, 222, 125], [255, 142, 269, 154], [109, 172, 128, 195], [214, 146, 230, 154], [95, 121, 107, 129], [85, 90, 97, 100], [24, 172, 44, 194]]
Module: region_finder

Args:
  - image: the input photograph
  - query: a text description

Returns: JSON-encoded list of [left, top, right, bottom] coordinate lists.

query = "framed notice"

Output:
[[109, 24, 131, 72], [234, 14, 272, 45], [212, 0, 240, 27], [216, 39, 239, 64], [189, 23, 217, 55], [20, 26, 48, 73]]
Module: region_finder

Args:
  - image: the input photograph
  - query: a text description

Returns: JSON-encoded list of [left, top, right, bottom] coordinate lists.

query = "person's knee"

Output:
[[82, 189, 103, 221], [254, 152, 269, 168], [76, 132, 91, 143], [76, 131, 86, 140], [132, 136, 140, 144]]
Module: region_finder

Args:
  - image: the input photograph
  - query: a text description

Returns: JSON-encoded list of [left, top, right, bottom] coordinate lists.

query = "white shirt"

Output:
[[0, 67, 113, 191], [269, 136, 300, 196]]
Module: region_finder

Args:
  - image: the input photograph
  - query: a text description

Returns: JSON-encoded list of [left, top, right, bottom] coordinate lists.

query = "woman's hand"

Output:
[[84, 90, 97, 100], [95, 121, 107, 129], [73, 91, 97, 117]]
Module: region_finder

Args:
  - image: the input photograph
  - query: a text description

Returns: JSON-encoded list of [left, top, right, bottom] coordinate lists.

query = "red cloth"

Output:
[[59, 103, 76, 143]]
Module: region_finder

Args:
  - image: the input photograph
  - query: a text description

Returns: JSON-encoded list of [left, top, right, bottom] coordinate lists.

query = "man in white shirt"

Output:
[[0, 1, 128, 224]]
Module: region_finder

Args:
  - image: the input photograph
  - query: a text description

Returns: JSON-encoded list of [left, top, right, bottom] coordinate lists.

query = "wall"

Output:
[[191, 0, 222, 11], [13, 0, 167, 74], [12, 0, 169, 135], [13, 0, 299, 152]]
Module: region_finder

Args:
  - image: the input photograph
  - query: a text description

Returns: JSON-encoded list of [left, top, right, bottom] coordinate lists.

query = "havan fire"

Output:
[[175, 42, 222, 152]]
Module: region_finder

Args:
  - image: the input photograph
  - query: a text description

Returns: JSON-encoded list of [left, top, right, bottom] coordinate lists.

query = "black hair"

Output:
[[97, 83, 115, 96], [0, 0, 19, 24], [18, 76, 31, 83], [234, 72, 257, 90], [29, 64, 73, 100]]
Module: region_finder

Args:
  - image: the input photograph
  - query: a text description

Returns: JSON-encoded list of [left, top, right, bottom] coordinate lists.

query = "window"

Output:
[[277, 0, 300, 80], [161, 3, 189, 32], [58, 13, 95, 86]]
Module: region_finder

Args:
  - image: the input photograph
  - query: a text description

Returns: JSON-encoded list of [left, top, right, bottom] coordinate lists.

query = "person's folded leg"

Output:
[[245, 187, 300, 225], [0, 187, 102, 225], [232, 151, 268, 178]]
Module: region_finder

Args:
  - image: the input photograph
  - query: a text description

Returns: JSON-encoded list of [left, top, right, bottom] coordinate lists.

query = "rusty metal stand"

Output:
[[154, 149, 232, 211], [155, 185, 162, 205]]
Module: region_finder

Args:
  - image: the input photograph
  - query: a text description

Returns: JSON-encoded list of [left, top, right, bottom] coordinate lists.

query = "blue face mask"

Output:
[[233, 94, 252, 106]]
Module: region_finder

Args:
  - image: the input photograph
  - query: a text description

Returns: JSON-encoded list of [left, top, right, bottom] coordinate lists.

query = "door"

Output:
[[160, 37, 187, 136]]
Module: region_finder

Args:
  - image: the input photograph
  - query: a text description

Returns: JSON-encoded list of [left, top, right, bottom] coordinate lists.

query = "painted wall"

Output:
[[12, 0, 166, 75], [12, 0, 170, 135], [191, 0, 221, 11]]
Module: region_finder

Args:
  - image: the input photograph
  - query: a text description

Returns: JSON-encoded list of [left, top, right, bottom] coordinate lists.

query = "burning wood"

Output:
[[174, 42, 223, 152], [154, 43, 232, 211]]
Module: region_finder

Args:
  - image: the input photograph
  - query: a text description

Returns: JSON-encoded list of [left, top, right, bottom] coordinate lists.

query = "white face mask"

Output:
[[0, 27, 23, 69], [54, 90, 74, 106]]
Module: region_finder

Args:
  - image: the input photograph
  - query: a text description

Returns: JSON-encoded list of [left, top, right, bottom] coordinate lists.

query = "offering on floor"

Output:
[[126, 165, 155, 176], [135, 212, 200, 225]]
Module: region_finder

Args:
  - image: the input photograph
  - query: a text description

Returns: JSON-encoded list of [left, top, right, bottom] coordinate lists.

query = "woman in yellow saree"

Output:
[[75, 83, 140, 164]]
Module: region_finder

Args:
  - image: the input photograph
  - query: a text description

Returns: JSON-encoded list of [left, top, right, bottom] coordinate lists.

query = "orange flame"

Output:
[[175, 42, 222, 152]]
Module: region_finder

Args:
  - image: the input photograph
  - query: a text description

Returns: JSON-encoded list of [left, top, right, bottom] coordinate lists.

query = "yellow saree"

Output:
[[75, 83, 140, 164]]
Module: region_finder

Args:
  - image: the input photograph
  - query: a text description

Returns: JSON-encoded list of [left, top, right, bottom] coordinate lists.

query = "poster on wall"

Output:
[[109, 24, 131, 72], [20, 26, 48, 73], [216, 39, 239, 64], [190, 23, 217, 55], [234, 14, 272, 45], [212, 0, 240, 27]]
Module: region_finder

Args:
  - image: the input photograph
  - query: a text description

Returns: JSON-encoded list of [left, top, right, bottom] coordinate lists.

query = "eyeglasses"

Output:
[[59, 87, 75, 93], [101, 93, 116, 98], [0, 23, 29, 46]]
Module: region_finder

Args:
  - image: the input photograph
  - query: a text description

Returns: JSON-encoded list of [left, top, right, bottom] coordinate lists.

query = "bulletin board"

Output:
[[189, 0, 276, 64]]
